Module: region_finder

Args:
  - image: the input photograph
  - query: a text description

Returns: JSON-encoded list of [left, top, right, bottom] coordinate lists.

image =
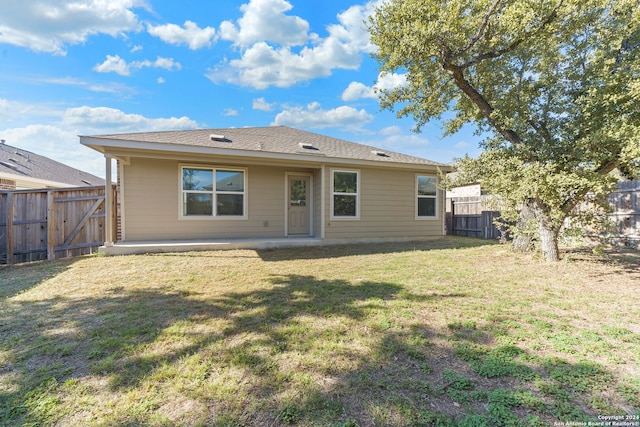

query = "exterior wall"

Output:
[[120, 157, 445, 242], [121, 157, 315, 240], [313, 168, 323, 238], [323, 166, 445, 240], [447, 184, 481, 198]]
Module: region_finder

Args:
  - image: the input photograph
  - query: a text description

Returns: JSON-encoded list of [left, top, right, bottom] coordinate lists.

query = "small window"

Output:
[[417, 175, 437, 218], [332, 169, 359, 218], [181, 166, 246, 218]]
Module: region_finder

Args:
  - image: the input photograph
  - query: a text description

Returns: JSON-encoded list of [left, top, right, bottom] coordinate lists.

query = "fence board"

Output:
[[0, 186, 115, 264]]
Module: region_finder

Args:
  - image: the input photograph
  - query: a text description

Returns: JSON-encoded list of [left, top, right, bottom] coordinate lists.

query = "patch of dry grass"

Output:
[[0, 237, 638, 426]]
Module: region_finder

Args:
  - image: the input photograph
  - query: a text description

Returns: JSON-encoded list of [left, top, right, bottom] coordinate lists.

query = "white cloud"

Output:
[[93, 54, 130, 75], [0, 98, 63, 126], [341, 82, 376, 102], [208, 37, 361, 89], [327, 1, 380, 54], [1, 104, 200, 178], [62, 106, 197, 133], [272, 102, 373, 129], [380, 125, 402, 135], [93, 54, 182, 76], [0, 0, 147, 55], [209, 0, 381, 89], [157, 77, 165, 84], [252, 97, 275, 111], [130, 44, 143, 52], [147, 20, 217, 50], [0, 124, 104, 176], [376, 72, 407, 91], [342, 72, 407, 102], [223, 108, 239, 116], [219, 0, 309, 47]]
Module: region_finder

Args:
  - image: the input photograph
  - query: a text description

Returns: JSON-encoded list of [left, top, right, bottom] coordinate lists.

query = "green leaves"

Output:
[[370, 0, 639, 259]]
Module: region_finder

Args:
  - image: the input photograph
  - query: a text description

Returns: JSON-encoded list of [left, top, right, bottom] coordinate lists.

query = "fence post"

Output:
[[5, 192, 13, 265], [450, 199, 455, 235], [47, 190, 55, 261]]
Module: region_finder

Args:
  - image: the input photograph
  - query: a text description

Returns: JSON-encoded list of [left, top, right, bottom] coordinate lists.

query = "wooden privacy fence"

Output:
[[0, 186, 115, 264], [605, 180, 639, 246], [446, 180, 640, 244], [446, 196, 502, 239]]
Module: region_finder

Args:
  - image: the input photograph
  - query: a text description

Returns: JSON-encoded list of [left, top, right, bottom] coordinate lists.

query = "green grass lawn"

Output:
[[1, 237, 639, 426]]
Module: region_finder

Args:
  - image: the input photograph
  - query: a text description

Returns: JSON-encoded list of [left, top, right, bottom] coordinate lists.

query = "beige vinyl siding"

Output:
[[323, 167, 444, 240], [313, 168, 322, 237], [121, 157, 314, 240]]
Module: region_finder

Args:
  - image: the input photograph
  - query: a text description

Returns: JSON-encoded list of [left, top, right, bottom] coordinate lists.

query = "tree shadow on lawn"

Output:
[[1, 273, 423, 425], [563, 245, 640, 279], [0, 258, 77, 300], [257, 237, 495, 262], [2, 271, 637, 426]]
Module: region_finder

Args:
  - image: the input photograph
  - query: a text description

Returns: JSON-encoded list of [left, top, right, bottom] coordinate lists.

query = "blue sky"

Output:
[[0, 0, 481, 178]]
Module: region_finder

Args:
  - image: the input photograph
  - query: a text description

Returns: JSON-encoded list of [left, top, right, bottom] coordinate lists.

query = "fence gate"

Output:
[[0, 186, 115, 264]]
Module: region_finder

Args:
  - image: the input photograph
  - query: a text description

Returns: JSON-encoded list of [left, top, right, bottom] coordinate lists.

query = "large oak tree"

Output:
[[369, 0, 639, 261]]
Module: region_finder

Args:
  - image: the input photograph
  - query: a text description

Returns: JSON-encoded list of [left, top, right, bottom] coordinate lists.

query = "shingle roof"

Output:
[[84, 126, 447, 168], [0, 142, 104, 187]]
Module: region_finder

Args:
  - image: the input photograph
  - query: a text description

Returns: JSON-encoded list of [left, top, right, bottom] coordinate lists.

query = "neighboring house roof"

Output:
[[0, 142, 105, 189], [81, 126, 450, 170]]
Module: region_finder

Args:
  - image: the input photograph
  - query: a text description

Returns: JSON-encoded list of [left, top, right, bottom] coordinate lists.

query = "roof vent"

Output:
[[299, 142, 318, 150], [81, 179, 92, 185], [210, 134, 228, 142], [372, 150, 390, 157], [0, 161, 17, 169]]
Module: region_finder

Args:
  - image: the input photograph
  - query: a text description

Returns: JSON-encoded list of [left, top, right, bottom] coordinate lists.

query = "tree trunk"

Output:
[[538, 221, 560, 262], [511, 202, 535, 252], [530, 199, 562, 262]]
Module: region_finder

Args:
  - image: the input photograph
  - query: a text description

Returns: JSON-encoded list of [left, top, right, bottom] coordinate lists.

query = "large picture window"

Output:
[[181, 166, 246, 218], [332, 169, 359, 218], [417, 175, 437, 218]]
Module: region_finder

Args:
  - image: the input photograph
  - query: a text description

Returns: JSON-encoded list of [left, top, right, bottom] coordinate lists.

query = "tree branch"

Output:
[[459, 0, 565, 70], [452, 0, 504, 59], [442, 60, 522, 146]]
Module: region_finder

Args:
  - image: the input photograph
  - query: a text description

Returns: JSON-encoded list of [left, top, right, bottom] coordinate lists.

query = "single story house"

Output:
[[80, 126, 451, 254], [0, 140, 104, 190]]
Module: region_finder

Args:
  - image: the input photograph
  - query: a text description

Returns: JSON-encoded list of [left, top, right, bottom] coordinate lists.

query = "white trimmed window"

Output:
[[416, 175, 437, 218], [331, 169, 359, 218], [181, 166, 246, 218]]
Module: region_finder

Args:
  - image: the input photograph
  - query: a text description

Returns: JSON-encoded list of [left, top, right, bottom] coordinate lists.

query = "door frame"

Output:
[[284, 172, 313, 237]]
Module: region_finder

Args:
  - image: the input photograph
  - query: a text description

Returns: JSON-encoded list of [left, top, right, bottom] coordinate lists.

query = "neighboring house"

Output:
[[80, 126, 451, 252], [445, 172, 483, 198], [0, 140, 104, 189], [446, 183, 482, 198]]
